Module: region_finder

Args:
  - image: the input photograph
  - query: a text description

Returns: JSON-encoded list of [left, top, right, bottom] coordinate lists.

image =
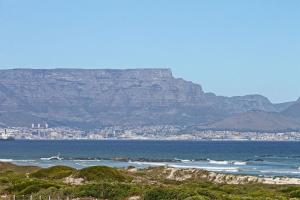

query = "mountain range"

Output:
[[0, 68, 299, 131]]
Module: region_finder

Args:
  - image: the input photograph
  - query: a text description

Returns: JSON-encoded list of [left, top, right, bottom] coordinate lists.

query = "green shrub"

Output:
[[184, 195, 209, 200], [31, 166, 76, 179], [74, 183, 138, 199], [7, 180, 60, 195], [196, 188, 223, 199], [143, 188, 179, 200], [290, 189, 300, 198], [0, 162, 39, 174], [280, 185, 300, 193], [76, 166, 127, 182], [33, 187, 69, 199], [19, 183, 56, 195], [0, 177, 9, 184]]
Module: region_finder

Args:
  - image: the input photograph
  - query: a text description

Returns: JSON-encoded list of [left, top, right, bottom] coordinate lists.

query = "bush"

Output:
[[76, 166, 127, 182], [19, 183, 56, 195], [7, 180, 60, 195], [290, 189, 300, 198], [74, 183, 139, 199], [184, 195, 209, 200], [33, 187, 68, 199], [143, 188, 179, 200], [31, 166, 76, 179]]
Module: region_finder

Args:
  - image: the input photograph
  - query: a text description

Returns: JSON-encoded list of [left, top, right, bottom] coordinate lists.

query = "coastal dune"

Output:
[[2, 162, 300, 199], [161, 167, 300, 185], [129, 166, 300, 185]]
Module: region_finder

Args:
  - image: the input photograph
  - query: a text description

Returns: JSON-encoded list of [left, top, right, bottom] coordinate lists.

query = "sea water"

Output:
[[1, 140, 300, 177]]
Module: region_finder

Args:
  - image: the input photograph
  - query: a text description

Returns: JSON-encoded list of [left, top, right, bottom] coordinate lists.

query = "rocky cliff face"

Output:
[[0, 69, 208, 127], [0, 69, 297, 129], [205, 94, 286, 113]]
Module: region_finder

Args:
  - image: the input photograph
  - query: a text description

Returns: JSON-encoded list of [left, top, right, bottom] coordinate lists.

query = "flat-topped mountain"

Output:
[[0, 68, 205, 127], [0, 68, 298, 130]]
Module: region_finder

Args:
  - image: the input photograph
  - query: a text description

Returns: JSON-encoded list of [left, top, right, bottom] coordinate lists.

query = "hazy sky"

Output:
[[0, 0, 299, 103]]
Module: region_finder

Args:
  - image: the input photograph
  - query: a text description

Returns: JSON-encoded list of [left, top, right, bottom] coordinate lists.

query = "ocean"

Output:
[[1, 140, 300, 178]]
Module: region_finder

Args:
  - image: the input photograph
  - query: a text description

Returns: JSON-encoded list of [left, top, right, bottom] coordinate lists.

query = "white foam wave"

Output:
[[13, 160, 35, 162], [0, 159, 36, 162], [260, 170, 300, 174], [181, 159, 192, 163], [128, 161, 167, 166], [0, 159, 13, 162], [291, 171, 300, 174], [233, 161, 247, 165], [40, 158, 51, 161], [40, 157, 62, 161], [208, 160, 229, 165], [207, 159, 247, 166], [72, 159, 102, 162], [174, 158, 193, 163]]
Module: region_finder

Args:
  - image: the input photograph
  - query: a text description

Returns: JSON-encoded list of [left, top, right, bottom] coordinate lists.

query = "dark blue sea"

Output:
[[1, 140, 300, 177]]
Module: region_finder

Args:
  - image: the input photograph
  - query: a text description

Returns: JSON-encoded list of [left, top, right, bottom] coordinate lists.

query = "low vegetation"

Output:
[[31, 166, 76, 179], [75, 166, 129, 182], [1, 162, 300, 199]]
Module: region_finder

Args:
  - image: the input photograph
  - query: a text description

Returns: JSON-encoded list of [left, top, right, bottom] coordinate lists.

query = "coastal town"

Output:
[[1, 124, 300, 141]]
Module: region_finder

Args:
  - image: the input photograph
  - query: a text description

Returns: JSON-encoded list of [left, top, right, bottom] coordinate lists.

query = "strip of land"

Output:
[[1, 162, 300, 199]]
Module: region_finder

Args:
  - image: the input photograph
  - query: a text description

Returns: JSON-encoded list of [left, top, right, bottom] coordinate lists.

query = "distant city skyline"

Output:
[[0, 0, 299, 103]]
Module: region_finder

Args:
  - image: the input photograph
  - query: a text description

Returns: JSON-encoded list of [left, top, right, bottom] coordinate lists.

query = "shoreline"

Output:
[[3, 154, 300, 179], [159, 167, 300, 185], [2, 161, 300, 185], [2, 141, 300, 182]]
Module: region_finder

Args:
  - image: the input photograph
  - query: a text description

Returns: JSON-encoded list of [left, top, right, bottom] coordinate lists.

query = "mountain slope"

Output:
[[0, 68, 297, 130], [205, 94, 287, 113], [282, 98, 300, 119], [0, 69, 211, 128], [207, 111, 300, 132]]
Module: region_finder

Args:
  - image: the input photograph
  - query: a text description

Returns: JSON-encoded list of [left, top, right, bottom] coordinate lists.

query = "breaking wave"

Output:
[[0, 159, 36, 162], [208, 160, 229, 165], [208, 160, 247, 165], [233, 161, 247, 165], [0, 159, 14, 162], [128, 161, 167, 166]]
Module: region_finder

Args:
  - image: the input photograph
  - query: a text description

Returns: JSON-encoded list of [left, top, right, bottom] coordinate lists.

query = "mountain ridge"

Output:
[[206, 110, 300, 132], [0, 68, 298, 131]]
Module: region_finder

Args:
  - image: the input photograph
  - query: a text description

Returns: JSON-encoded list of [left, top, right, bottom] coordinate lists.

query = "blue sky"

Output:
[[0, 0, 299, 103]]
